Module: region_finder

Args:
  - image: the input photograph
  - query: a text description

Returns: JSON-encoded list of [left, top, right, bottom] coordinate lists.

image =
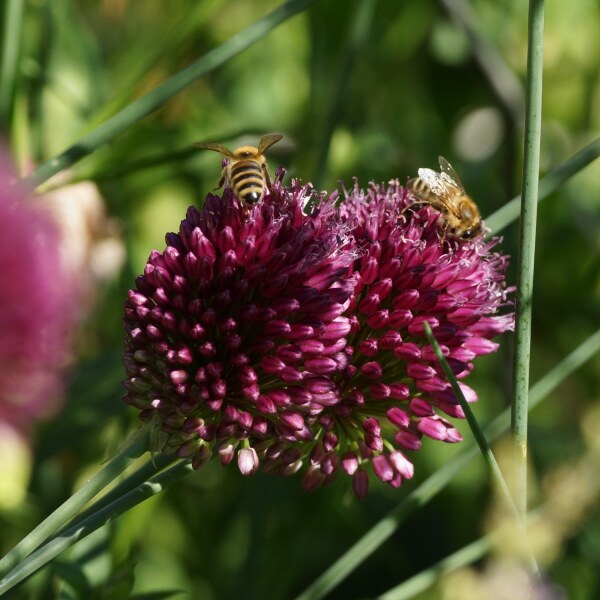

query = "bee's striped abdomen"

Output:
[[410, 177, 431, 201], [231, 160, 265, 205]]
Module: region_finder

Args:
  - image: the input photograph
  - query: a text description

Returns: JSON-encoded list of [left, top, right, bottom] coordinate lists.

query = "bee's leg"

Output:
[[262, 163, 272, 190], [437, 216, 450, 241]]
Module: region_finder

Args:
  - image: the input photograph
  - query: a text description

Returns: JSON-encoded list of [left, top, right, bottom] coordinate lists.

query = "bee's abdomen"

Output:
[[231, 160, 265, 204], [410, 177, 430, 200]]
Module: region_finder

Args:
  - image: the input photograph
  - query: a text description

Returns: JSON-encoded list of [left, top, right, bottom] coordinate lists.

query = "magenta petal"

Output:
[[352, 468, 369, 498], [395, 430, 422, 451], [387, 407, 410, 428], [372, 454, 394, 482], [361, 361, 383, 379], [417, 416, 450, 441], [238, 447, 259, 475], [342, 451, 359, 475], [389, 450, 414, 479]]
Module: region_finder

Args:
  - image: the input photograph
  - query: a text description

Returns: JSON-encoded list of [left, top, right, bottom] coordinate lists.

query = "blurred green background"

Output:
[[1, 0, 600, 598]]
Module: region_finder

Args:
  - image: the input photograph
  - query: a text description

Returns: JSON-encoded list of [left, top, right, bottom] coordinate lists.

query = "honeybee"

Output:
[[408, 156, 483, 239], [196, 133, 283, 207]]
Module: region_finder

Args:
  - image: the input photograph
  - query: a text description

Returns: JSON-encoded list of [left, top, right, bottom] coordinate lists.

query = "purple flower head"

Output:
[[123, 175, 513, 497], [123, 176, 357, 471], [0, 149, 72, 431], [315, 180, 513, 495]]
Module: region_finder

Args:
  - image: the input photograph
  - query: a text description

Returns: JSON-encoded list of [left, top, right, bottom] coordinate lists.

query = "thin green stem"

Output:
[[485, 137, 600, 235], [0, 429, 149, 578], [23, 0, 317, 189], [512, 0, 544, 519], [293, 328, 600, 600], [0, 460, 192, 596], [423, 325, 515, 510], [424, 323, 539, 575], [55, 453, 177, 536], [0, 0, 24, 121]]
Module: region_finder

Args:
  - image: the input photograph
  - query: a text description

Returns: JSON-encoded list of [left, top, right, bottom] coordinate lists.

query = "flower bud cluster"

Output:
[[123, 175, 513, 496]]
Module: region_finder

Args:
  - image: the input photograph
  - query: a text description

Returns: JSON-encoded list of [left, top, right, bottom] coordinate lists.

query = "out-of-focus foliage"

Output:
[[0, 0, 599, 598]]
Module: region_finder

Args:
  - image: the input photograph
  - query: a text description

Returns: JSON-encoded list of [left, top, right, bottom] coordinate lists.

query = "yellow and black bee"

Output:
[[409, 156, 483, 239], [196, 134, 283, 207]]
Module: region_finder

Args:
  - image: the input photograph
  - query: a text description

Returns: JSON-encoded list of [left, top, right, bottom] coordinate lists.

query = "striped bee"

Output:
[[196, 134, 283, 207], [409, 156, 483, 239]]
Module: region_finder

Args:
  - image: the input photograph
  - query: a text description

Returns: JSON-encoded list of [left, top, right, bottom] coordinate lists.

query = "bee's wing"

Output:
[[257, 133, 283, 154], [438, 156, 466, 193], [417, 167, 457, 200], [195, 142, 233, 157]]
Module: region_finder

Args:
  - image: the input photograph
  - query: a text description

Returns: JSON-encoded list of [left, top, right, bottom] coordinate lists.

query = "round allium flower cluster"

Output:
[[123, 174, 513, 497]]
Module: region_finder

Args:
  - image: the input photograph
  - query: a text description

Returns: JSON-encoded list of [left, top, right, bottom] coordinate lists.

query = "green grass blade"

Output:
[[486, 137, 600, 235], [55, 453, 178, 536], [293, 328, 599, 600], [0, 460, 192, 596], [0, 429, 149, 578], [0, 0, 25, 121], [378, 535, 493, 600], [423, 325, 516, 511], [512, 0, 545, 519], [23, 0, 318, 188], [528, 328, 600, 407], [424, 323, 539, 575]]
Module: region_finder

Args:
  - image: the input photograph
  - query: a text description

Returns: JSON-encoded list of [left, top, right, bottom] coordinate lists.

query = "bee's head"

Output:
[[461, 220, 484, 239]]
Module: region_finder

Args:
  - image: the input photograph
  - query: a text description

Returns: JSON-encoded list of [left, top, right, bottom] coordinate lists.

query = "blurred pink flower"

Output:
[[0, 149, 73, 431]]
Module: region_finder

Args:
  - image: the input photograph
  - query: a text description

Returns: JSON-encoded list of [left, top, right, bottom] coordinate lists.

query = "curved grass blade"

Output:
[[485, 137, 600, 235], [23, 0, 318, 188], [0, 460, 193, 596], [424, 322, 539, 576], [54, 453, 178, 536], [0, 429, 149, 578], [378, 535, 493, 600], [423, 324, 516, 510]]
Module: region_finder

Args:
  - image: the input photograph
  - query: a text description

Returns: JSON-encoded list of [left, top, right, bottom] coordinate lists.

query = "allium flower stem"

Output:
[[0, 429, 149, 578], [512, 0, 545, 520], [0, 459, 193, 596]]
